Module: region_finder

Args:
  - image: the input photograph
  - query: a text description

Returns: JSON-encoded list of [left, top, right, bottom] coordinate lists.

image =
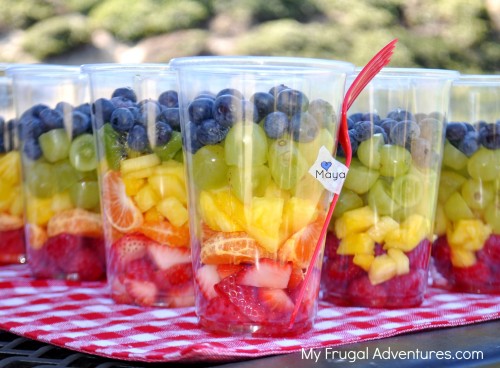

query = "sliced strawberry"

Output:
[[322, 254, 363, 289], [0, 228, 25, 263], [110, 276, 134, 304], [258, 288, 294, 320], [167, 282, 195, 308], [216, 264, 244, 279], [407, 239, 431, 270], [479, 234, 500, 267], [111, 233, 149, 271], [431, 235, 453, 278], [60, 246, 105, 281], [45, 233, 82, 268], [383, 270, 426, 307], [124, 258, 156, 281], [236, 259, 292, 289], [214, 274, 266, 322], [147, 243, 190, 270], [287, 266, 304, 290], [204, 296, 249, 324], [124, 279, 158, 307], [195, 264, 220, 300], [347, 275, 387, 308], [453, 261, 491, 289], [155, 263, 193, 290]]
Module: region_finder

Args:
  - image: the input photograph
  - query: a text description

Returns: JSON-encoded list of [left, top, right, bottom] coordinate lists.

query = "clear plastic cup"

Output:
[[0, 64, 25, 265], [432, 75, 500, 294], [82, 64, 193, 307], [9, 66, 105, 280], [171, 56, 354, 336], [321, 68, 459, 308]]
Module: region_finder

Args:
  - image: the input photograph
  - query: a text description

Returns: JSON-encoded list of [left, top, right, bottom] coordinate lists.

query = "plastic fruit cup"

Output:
[[432, 75, 500, 294], [9, 66, 105, 280], [171, 56, 354, 336], [321, 68, 459, 308], [82, 64, 193, 307], [0, 65, 25, 265]]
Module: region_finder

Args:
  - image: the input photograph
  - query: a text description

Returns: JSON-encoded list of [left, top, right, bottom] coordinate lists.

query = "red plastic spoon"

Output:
[[289, 39, 398, 328]]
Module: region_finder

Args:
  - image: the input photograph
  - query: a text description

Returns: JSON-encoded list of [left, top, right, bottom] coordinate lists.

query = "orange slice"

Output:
[[27, 223, 48, 250], [102, 171, 143, 233], [278, 214, 325, 268], [201, 230, 275, 265], [47, 208, 104, 238], [0, 213, 23, 232], [140, 220, 189, 248]]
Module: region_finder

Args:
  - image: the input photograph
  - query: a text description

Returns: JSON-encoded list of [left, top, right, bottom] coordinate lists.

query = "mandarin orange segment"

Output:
[[140, 220, 189, 248], [0, 213, 23, 232], [47, 208, 104, 238], [27, 223, 48, 250], [200, 230, 275, 265], [102, 171, 143, 233]]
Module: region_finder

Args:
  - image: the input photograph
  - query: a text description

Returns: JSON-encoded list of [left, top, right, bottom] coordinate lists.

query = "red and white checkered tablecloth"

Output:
[[0, 264, 499, 363]]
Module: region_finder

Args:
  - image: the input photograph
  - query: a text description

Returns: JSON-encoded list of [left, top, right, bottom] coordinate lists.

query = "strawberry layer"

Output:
[[432, 234, 500, 294], [0, 228, 26, 265], [321, 233, 430, 308], [27, 233, 106, 281]]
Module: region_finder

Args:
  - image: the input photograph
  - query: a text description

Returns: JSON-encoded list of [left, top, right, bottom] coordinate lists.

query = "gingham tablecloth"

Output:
[[0, 264, 499, 363]]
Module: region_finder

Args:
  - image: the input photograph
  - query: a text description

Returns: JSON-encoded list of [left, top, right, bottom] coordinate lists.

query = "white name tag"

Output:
[[308, 145, 349, 196]]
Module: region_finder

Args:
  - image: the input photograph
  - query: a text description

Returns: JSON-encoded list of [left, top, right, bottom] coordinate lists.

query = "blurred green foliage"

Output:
[[0, 0, 57, 29]]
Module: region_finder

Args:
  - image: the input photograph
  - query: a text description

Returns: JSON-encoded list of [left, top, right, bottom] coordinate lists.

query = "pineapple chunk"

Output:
[[0, 181, 15, 212], [434, 203, 449, 236], [353, 253, 375, 271], [120, 153, 160, 175], [154, 161, 185, 184], [157, 197, 188, 227], [264, 181, 290, 200], [0, 151, 21, 186], [212, 189, 247, 227], [8, 189, 24, 217], [447, 219, 491, 251], [367, 216, 399, 243], [123, 176, 146, 196], [245, 196, 284, 253], [199, 190, 242, 232], [144, 207, 164, 223], [51, 191, 74, 212], [134, 184, 160, 213], [282, 196, 318, 236], [387, 248, 410, 275], [337, 233, 375, 255], [149, 174, 187, 204], [334, 206, 377, 239], [384, 214, 430, 252], [26, 196, 54, 227], [123, 167, 155, 179], [368, 254, 397, 285], [450, 248, 476, 267]]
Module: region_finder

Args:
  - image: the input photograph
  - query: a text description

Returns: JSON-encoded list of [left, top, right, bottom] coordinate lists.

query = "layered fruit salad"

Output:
[[94, 87, 193, 307], [20, 101, 105, 280], [432, 120, 500, 293], [322, 109, 442, 307], [0, 117, 25, 264], [183, 85, 335, 335]]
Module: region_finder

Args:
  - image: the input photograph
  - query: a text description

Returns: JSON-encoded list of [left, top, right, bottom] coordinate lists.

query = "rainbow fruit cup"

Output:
[[321, 68, 459, 308], [83, 64, 193, 307], [0, 65, 25, 265], [432, 75, 500, 294], [171, 56, 354, 336], [9, 66, 105, 280]]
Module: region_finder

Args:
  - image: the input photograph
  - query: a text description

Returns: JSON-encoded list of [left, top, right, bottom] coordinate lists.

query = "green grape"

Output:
[[484, 201, 500, 233], [367, 179, 401, 216], [192, 145, 228, 190], [173, 149, 184, 163], [227, 165, 271, 201], [100, 124, 124, 171], [467, 148, 500, 181], [357, 133, 384, 170], [442, 140, 468, 171], [77, 169, 98, 182], [379, 144, 412, 177], [154, 131, 183, 161], [39, 128, 71, 163], [225, 122, 268, 167], [268, 138, 308, 190], [343, 159, 379, 194], [298, 128, 335, 164], [69, 181, 100, 210], [391, 173, 424, 208], [52, 160, 78, 192], [438, 170, 467, 204], [26, 161, 57, 198], [461, 179, 494, 211], [69, 134, 98, 172], [444, 192, 474, 222], [333, 189, 364, 218]]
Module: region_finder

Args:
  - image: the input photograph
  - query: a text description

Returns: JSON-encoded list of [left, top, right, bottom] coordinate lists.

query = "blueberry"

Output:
[[197, 119, 229, 145], [156, 121, 173, 146], [75, 103, 91, 117], [242, 99, 258, 123], [189, 98, 215, 124], [458, 131, 479, 156], [0, 117, 5, 153], [264, 111, 289, 139], [92, 98, 115, 129], [213, 95, 243, 128], [276, 89, 309, 116], [19, 116, 43, 140], [387, 108, 414, 122], [184, 121, 203, 153], [110, 108, 134, 133], [128, 106, 141, 123], [390, 120, 420, 147], [23, 137, 42, 160], [112, 87, 137, 103], [268, 84, 289, 98], [157, 108, 181, 130], [290, 112, 319, 143], [380, 118, 398, 137], [478, 123, 500, 149], [353, 121, 373, 142], [337, 129, 358, 157], [347, 117, 355, 130], [71, 111, 91, 137], [158, 90, 178, 108], [413, 113, 428, 123], [127, 124, 150, 153], [309, 99, 335, 128], [55, 101, 73, 114], [7, 119, 17, 151], [138, 100, 161, 126], [216, 88, 243, 99], [111, 96, 136, 109], [195, 91, 216, 100], [39, 108, 64, 132], [362, 112, 381, 125], [445, 122, 468, 142], [475, 120, 488, 130], [31, 104, 50, 118], [348, 112, 364, 124], [250, 92, 275, 122]]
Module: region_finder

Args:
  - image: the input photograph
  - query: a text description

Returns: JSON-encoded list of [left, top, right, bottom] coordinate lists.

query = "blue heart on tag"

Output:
[[321, 161, 332, 171]]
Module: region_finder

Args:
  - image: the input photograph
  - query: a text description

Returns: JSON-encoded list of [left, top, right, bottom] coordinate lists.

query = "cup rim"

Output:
[[454, 74, 500, 85], [81, 63, 170, 73], [6, 64, 81, 78], [353, 67, 460, 79]]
